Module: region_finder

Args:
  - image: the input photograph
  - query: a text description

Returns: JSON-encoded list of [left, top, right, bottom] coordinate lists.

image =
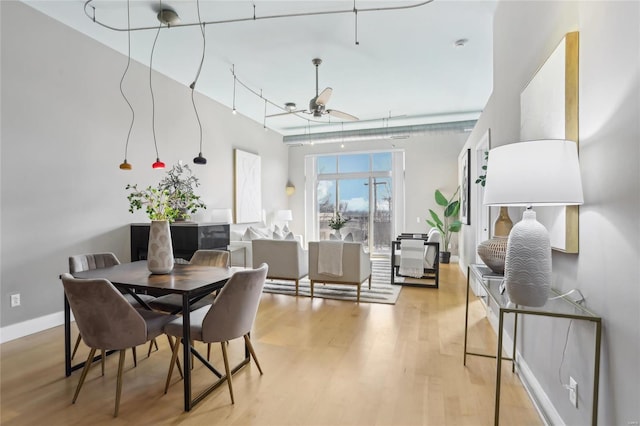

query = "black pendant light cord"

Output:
[[119, 0, 134, 169], [150, 9, 162, 161], [191, 0, 206, 162]]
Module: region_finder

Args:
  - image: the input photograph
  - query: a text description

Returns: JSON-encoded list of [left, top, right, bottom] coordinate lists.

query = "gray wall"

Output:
[[0, 2, 288, 330], [459, 1, 639, 424]]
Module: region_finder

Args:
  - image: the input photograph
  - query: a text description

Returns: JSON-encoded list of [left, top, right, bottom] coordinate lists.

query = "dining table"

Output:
[[67, 260, 244, 411]]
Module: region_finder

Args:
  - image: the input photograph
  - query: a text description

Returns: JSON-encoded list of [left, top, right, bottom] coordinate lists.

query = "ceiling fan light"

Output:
[[193, 153, 207, 165], [119, 160, 132, 170], [157, 9, 180, 26], [152, 158, 165, 169]]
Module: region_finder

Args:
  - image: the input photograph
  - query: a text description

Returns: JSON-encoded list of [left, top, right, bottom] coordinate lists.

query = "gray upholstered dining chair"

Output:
[[163, 263, 268, 405], [60, 273, 177, 417], [68, 253, 157, 369], [149, 249, 230, 314]]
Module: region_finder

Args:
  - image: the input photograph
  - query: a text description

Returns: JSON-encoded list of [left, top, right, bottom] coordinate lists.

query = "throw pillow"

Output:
[[344, 232, 353, 242], [283, 224, 290, 233], [242, 227, 252, 241], [272, 231, 283, 240], [285, 231, 295, 240]]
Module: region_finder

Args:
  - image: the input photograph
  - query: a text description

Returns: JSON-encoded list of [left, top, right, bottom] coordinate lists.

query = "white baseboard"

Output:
[[0, 311, 66, 344]]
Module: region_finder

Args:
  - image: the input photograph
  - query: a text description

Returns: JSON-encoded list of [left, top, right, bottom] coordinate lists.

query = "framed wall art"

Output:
[[459, 148, 471, 225], [234, 149, 262, 223], [520, 31, 579, 253]]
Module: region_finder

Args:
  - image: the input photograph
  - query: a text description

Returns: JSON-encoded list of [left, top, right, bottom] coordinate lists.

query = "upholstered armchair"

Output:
[[308, 241, 371, 303], [252, 239, 308, 296]]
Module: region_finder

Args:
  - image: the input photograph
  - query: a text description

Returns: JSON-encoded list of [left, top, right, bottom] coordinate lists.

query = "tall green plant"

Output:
[[426, 188, 462, 252]]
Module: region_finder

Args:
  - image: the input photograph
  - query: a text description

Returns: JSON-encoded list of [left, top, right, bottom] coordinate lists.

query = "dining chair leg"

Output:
[[73, 348, 96, 404], [310, 280, 315, 299], [368, 275, 372, 289], [132, 346, 137, 367], [221, 341, 234, 404], [146, 338, 159, 358], [356, 284, 361, 303], [114, 349, 126, 417], [71, 334, 82, 359], [101, 350, 106, 376], [207, 343, 212, 361], [295, 279, 299, 296], [166, 335, 183, 379], [164, 337, 182, 394], [243, 334, 263, 375]]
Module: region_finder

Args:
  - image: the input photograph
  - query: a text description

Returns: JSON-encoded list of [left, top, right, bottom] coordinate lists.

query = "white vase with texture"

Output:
[[147, 220, 174, 274]]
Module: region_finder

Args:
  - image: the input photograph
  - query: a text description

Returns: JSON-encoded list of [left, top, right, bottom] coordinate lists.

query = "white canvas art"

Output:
[[234, 149, 262, 223], [520, 33, 579, 253]]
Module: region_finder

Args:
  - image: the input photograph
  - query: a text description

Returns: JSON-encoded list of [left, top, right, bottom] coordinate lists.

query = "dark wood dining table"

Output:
[[67, 261, 243, 411]]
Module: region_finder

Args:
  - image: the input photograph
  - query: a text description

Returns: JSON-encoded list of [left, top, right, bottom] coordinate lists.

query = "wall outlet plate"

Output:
[[10, 293, 21, 307]]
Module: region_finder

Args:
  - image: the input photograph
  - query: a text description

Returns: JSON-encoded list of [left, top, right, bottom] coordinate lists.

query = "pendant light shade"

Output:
[[193, 153, 207, 164], [152, 158, 165, 169], [119, 160, 132, 170]]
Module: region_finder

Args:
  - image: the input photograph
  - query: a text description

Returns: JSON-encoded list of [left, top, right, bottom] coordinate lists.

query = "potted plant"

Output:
[[157, 163, 206, 221], [328, 212, 350, 238], [426, 188, 462, 264]]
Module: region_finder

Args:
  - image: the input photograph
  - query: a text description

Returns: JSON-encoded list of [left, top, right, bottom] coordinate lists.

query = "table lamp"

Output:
[[483, 140, 583, 306], [275, 209, 293, 231]]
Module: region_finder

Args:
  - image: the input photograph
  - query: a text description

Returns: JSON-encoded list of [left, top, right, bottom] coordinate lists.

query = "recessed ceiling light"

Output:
[[454, 38, 469, 48]]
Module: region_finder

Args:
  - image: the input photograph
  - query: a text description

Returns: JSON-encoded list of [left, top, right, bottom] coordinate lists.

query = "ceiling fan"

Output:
[[268, 58, 359, 121]]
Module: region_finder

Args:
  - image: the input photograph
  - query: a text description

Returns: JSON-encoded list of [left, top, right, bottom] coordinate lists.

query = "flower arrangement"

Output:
[[328, 212, 350, 230], [126, 163, 206, 222]]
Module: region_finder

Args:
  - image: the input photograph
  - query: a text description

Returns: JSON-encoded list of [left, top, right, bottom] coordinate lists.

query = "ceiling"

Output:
[[23, 0, 496, 137]]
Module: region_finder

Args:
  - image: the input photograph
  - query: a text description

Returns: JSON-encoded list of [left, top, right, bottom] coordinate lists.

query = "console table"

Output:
[[464, 264, 602, 426], [130, 222, 230, 262]]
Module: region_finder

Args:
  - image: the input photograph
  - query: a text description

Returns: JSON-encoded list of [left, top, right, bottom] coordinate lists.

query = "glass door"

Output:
[[315, 152, 393, 255]]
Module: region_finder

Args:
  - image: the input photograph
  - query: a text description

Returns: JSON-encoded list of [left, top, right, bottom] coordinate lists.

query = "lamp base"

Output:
[[504, 210, 551, 307]]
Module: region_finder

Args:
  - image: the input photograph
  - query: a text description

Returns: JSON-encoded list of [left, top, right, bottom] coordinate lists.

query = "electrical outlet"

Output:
[[569, 376, 578, 408], [10, 293, 21, 308]]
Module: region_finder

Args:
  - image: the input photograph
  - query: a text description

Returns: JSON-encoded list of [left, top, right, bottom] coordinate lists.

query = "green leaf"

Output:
[[428, 209, 443, 227], [444, 200, 459, 217], [434, 190, 448, 207], [449, 220, 463, 232]]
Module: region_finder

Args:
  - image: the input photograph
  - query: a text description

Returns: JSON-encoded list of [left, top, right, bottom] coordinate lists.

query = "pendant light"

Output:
[[149, 2, 165, 169], [119, 0, 134, 170], [191, 0, 207, 165], [232, 64, 237, 115]]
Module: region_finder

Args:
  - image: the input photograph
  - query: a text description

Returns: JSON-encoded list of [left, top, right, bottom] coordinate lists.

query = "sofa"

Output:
[[228, 224, 303, 267], [252, 239, 308, 295]]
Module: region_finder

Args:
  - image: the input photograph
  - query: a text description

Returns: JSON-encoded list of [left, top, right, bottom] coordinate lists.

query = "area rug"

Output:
[[262, 257, 401, 304]]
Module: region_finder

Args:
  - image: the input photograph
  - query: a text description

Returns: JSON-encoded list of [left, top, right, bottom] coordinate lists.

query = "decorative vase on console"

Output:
[[147, 220, 174, 274], [477, 207, 513, 274]]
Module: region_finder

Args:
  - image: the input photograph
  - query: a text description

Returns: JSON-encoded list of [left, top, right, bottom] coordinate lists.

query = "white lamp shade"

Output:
[[210, 208, 233, 224], [275, 209, 293, 222], [483, 140, 584, 207]]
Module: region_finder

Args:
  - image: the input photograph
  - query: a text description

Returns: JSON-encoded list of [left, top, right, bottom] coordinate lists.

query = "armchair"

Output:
[[252, 239, 308, 296], [308, 241, 371, 303], [391, 231, 440, 288]]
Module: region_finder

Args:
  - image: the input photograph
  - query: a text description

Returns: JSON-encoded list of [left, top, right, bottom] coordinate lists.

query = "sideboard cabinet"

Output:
[[130, 222, 230, 262]]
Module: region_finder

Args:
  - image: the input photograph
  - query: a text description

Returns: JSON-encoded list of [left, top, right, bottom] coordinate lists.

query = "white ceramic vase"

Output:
[[147, 220, 174, 274], [504, 210, 551, 307]]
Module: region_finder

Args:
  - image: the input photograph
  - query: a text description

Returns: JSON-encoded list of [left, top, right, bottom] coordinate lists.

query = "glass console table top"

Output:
[[470, 264, 599, 320]]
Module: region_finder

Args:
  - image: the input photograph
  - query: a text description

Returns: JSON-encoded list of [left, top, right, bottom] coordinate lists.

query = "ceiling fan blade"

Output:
[[266, 111, 296, 118], [327, 109, 359, 121], [316, 87, 333, 106]]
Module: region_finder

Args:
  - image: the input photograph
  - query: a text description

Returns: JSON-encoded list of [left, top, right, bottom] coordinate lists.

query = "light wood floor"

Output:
[[0, 264, 542, 426]]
